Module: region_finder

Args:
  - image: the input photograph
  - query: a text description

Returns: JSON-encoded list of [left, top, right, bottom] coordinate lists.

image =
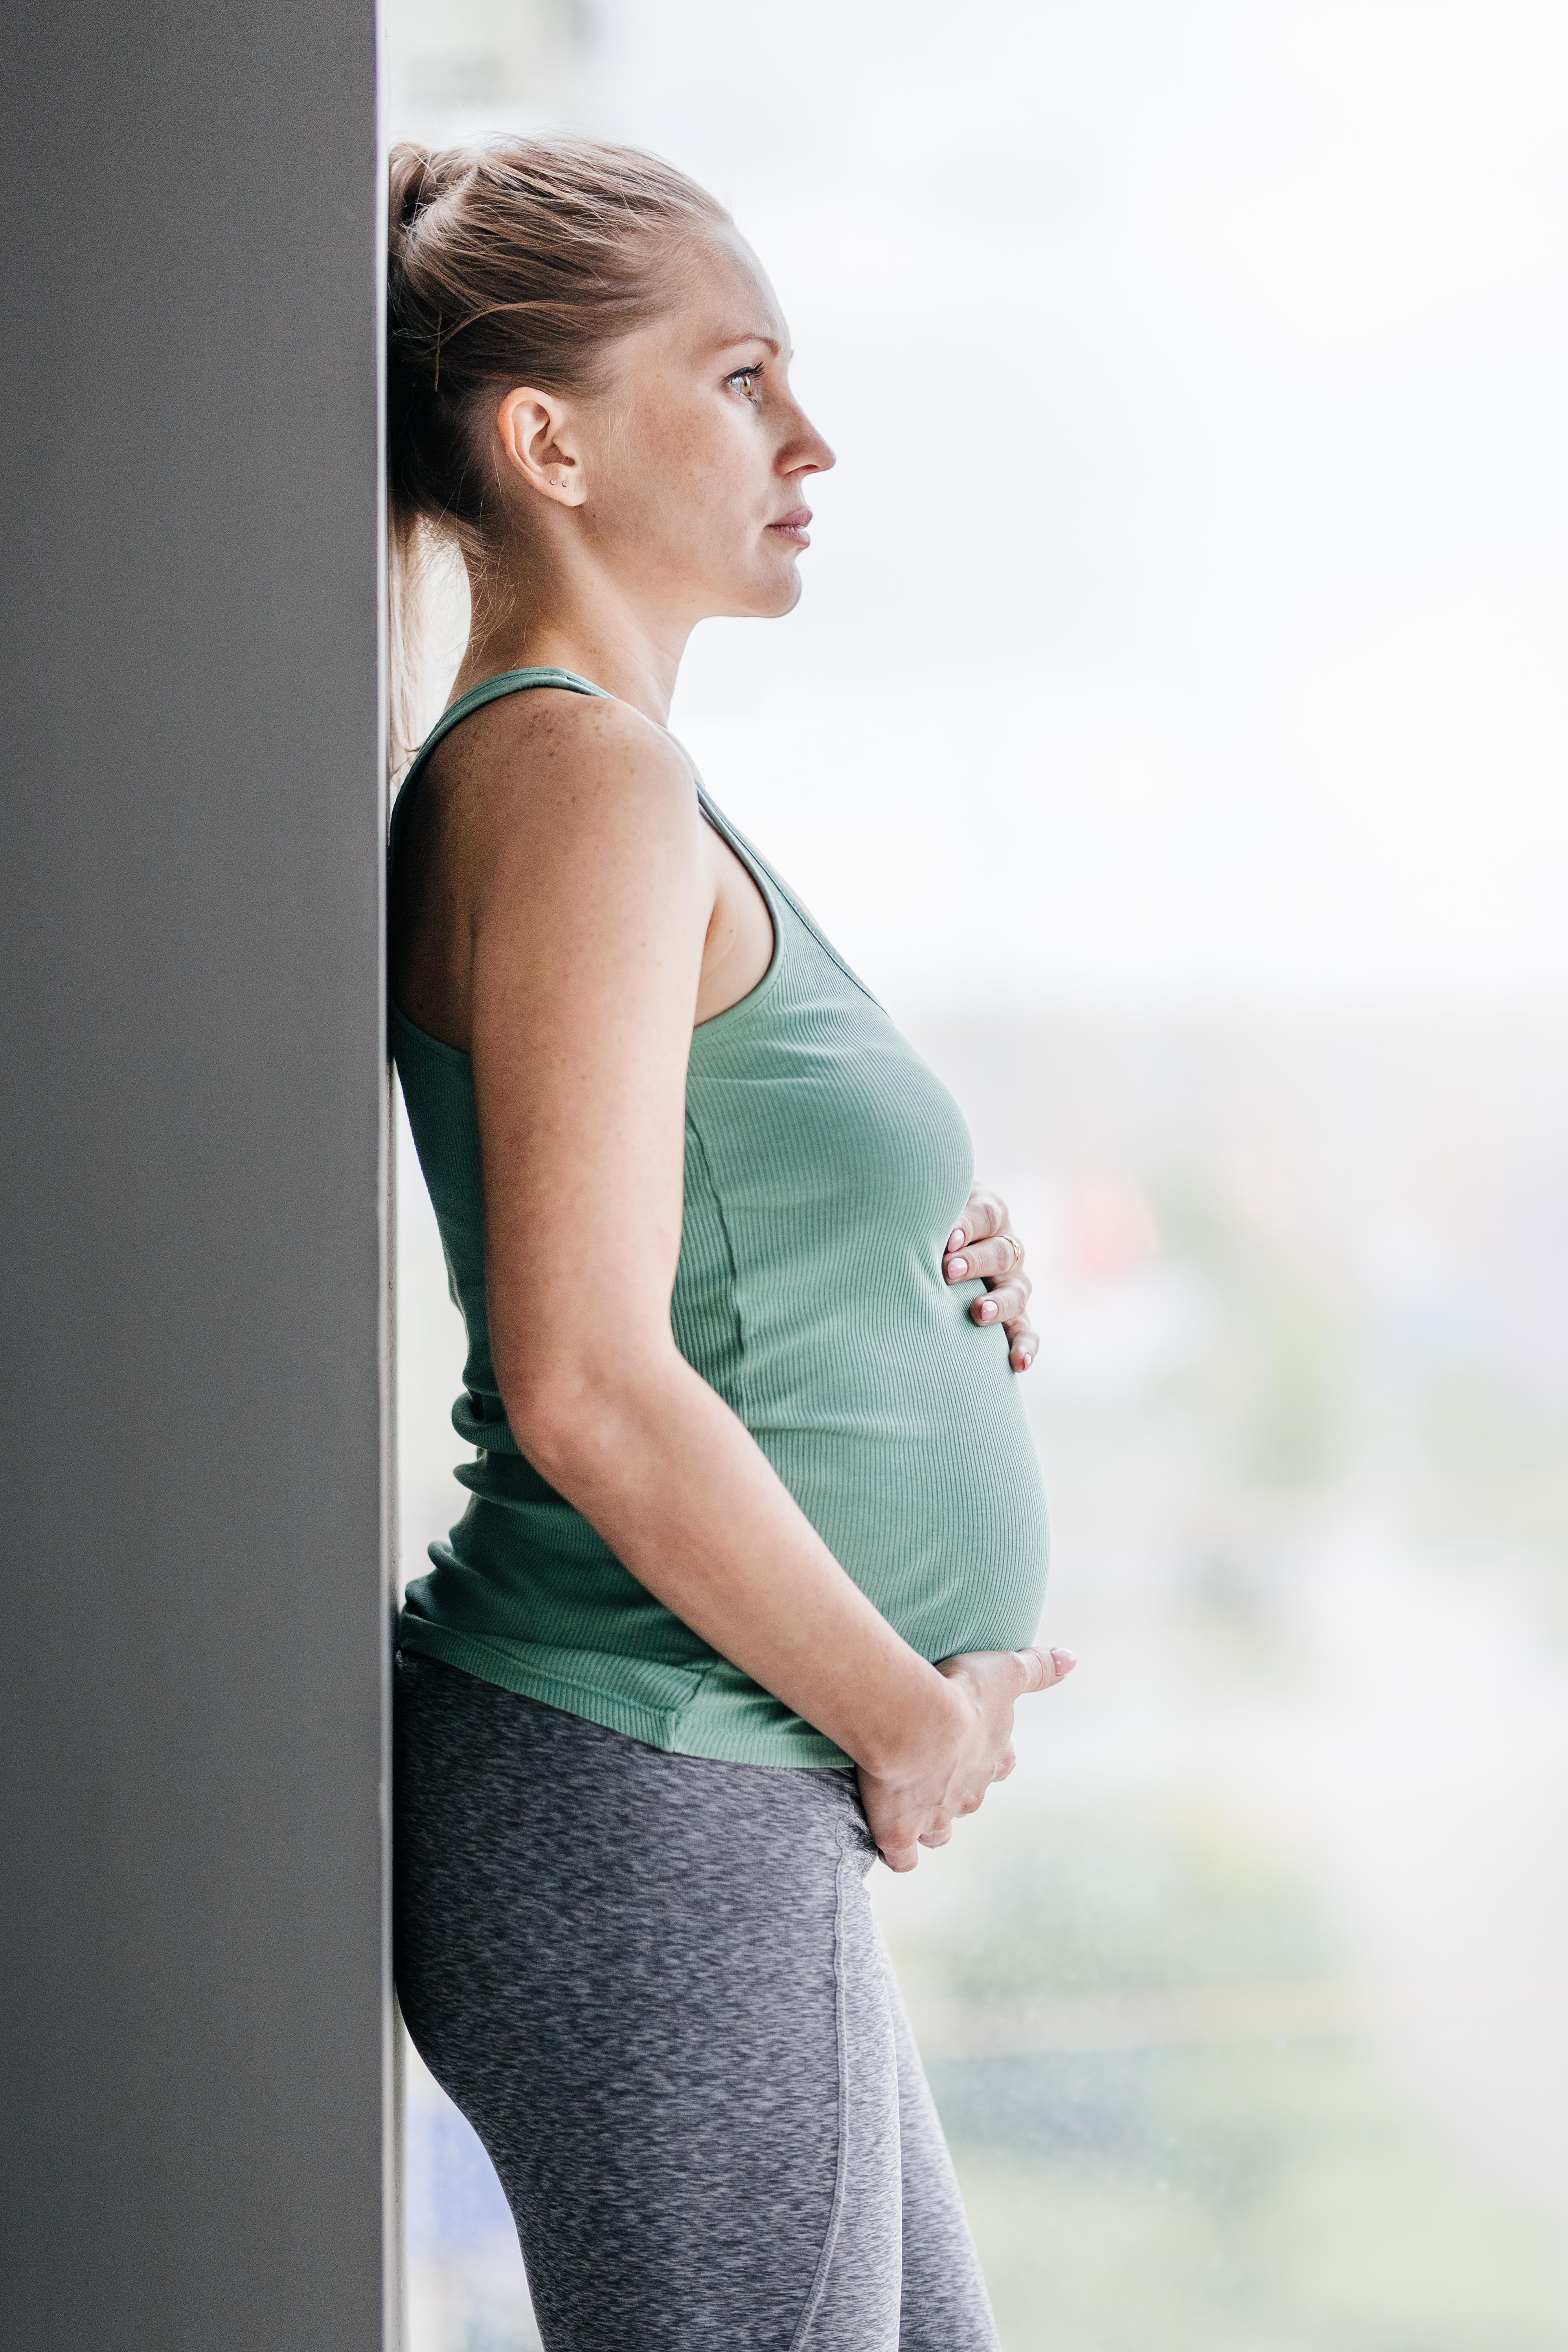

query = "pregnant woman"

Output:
[[388, 138, 1074, 2352]]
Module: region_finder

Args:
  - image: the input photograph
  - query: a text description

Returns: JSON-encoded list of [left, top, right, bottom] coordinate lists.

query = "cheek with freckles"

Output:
[[609, 397, 730, 557], [594, 370, 798, 612]]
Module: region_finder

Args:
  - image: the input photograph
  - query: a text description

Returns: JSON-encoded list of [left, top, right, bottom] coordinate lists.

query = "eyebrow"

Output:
[[713, 332, 789, 358]]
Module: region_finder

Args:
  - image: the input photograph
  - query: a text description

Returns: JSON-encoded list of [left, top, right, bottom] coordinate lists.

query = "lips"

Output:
[[767, 508, 813, 544]]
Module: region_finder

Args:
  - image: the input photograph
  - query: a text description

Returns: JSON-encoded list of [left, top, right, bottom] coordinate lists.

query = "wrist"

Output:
[[853, 1660, 969, 1780]]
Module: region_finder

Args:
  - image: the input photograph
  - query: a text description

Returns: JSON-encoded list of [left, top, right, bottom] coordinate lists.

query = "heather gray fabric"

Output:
[[394, 1652, 1001, 2352]]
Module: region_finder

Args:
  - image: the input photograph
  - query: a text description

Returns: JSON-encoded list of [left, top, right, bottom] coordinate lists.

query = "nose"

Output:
[[787, 417, 836, 478]]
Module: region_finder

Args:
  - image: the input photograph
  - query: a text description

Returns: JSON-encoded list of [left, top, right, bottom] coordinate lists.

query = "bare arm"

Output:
[[450, 696, 1067, 1865]]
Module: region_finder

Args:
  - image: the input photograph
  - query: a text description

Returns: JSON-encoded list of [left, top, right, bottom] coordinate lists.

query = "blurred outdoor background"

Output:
[[385, 4, 1568, 2346]]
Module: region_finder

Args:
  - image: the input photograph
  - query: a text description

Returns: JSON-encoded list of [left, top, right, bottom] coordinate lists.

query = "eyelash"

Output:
[[726, 364, 764, 398]]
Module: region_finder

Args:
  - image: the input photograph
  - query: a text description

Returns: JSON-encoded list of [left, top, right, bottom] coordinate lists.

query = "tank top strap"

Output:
[[390, 667, 610, 860], [693, 779, 885, 1015]]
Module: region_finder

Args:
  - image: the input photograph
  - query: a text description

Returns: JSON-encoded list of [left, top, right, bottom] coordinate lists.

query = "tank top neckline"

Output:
[[389, 666, 791, 1061]]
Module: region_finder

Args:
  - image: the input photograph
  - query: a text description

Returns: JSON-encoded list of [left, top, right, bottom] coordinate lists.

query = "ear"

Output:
[[494, 386, 586, 508]]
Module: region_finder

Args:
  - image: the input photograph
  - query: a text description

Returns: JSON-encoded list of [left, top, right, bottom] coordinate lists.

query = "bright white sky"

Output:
[[389, 0, 1568, 1004]]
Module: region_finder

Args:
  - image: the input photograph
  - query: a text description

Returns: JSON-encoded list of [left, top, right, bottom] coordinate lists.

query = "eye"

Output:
[[725, 363, 764, 399]]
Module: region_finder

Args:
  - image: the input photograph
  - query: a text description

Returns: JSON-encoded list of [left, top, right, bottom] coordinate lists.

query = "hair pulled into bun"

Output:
[[384, 136, 728, 769], [386, 136, 727, 540]]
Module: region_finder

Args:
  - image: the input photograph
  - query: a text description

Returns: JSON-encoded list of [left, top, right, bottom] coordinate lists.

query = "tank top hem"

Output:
[[395, 1614, 854, 1771]]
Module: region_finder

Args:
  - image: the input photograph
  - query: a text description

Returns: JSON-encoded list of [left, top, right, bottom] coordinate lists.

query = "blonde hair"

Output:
[[386, 137, 729, 770]]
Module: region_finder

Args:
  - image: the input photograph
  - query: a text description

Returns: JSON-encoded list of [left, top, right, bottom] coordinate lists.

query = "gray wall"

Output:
[[0, 4, 389, 2346]]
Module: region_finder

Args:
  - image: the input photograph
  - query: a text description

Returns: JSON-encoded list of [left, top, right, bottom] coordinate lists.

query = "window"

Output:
[[391, 6, 1568, 2343]]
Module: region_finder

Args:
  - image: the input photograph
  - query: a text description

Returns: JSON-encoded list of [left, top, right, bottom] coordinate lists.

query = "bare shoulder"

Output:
[[391, 686, 707, 1050], [423, 685, 699, 885]]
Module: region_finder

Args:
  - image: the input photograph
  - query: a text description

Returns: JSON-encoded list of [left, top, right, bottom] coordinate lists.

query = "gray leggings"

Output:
[[394, 1652, 1000, 2352]]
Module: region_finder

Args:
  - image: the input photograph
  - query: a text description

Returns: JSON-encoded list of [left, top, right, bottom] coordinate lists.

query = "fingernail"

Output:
[[948, 1255, 968, 1279], [977, 1299, 998, 1321], [1051, 1648, 1077, 1670], [948, 1228, 965, 1250]]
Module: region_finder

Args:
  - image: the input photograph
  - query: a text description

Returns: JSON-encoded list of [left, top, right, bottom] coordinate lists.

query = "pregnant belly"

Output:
[[754, 1370, 1051, 1661]]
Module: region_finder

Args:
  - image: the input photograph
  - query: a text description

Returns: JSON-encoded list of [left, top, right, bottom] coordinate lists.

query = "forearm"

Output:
[[505, 1347, 961, 1772]]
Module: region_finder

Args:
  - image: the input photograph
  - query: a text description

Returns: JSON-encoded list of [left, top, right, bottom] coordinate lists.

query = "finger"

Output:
[[918, 1822, 954, 1848], [1015, 1643, 1078, 1693], [945, 1233, 1024, 1285], [971, 1276, 1031, 1326], [877, 1839, 920, 1873], [947, 1185, 1007, 1252], [967, 1186, 1008, 1238], [1006, 1314, 1039, 1373]]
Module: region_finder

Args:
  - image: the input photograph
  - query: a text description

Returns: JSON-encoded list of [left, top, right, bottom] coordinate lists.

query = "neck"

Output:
[[454, 548, 691, 727]]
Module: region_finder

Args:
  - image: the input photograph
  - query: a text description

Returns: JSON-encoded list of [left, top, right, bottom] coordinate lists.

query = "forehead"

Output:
[[667, 227, 789, 357]]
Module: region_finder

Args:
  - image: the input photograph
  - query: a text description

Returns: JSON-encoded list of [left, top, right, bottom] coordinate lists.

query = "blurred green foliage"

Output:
[[956, 2068, 1564, 2352], [892, 1808, 1566, 2350], [904, 1807, 1338, 2002], [1417, 1368, 1568, 1569], [1155, 1170, 1352, 1495]]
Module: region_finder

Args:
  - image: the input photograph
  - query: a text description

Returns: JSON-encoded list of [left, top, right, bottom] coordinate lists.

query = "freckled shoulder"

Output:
[[421, 684, 700, 873], [425, 687, 710, 969], [430, 682, 700, 818]]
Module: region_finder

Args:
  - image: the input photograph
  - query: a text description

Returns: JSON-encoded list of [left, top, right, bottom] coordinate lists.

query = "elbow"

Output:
[[496, 1348, 669, 1493], [501, 1370, 596, 1489]]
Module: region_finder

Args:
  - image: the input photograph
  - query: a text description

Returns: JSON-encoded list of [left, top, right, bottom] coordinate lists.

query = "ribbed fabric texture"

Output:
[[392, 670, 1049, 1768]]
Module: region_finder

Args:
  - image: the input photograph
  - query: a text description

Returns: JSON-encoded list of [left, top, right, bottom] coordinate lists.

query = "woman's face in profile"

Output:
[[583, 229, 837, 627]]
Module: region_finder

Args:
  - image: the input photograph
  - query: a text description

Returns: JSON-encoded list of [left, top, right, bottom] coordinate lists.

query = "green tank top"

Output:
[[392, 669, 1048, 1767]]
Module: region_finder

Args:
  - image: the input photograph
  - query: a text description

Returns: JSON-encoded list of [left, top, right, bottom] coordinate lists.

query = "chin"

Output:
[[746, 565, 805, 621], [711, 553, 805, 623]]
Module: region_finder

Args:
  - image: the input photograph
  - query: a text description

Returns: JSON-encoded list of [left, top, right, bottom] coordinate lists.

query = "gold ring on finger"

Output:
[[1002, 1231, 1024, 1270]]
